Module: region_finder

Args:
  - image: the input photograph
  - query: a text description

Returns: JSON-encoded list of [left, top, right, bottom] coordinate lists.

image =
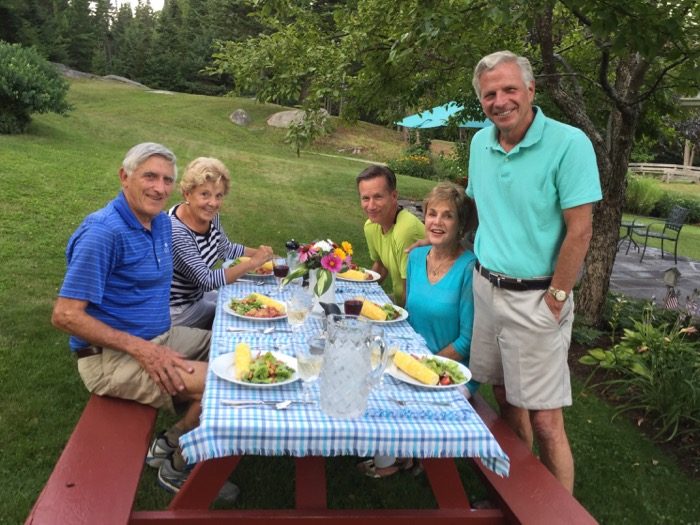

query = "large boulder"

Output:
[[266, 109, 329, 128], [102, 75, 149, 89], [230, 109, 251, 126]]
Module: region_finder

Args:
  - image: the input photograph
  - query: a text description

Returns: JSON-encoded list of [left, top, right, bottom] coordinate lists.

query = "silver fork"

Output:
[[389, 397, 453, 407], [226, 327, 292, 334], [237, 278, 266, 285]]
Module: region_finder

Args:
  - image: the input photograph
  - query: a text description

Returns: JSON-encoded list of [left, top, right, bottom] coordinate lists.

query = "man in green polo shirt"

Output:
[[356, 165, 424, 306], [466, 51, 602, 493]]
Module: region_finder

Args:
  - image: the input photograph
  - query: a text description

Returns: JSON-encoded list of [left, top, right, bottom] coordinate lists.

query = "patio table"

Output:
[[618, 219, 647, 253], [170, 278, 510, 520]]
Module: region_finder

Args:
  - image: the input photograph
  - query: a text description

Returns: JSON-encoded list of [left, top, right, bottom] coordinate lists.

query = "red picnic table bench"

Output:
[[25, 393, 597, 525]]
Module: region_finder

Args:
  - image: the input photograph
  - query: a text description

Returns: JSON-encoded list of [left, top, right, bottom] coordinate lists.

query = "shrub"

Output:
[[572, 320, 604, 347], [652, 192, 700, 224], [403, 143, 430, 157], [285, 108, 330, 157], [453, 139, 470, 168], [432, 153, 465, 182], [0, 42, 72, 134], [580, 306, 700, 446], [387, 153, 435, 179], [406, 129, 431, 152], [624, 175, 662, 215]]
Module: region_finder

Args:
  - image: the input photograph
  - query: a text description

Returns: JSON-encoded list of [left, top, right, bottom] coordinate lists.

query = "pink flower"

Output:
[[298, 244, 314, 263], [321, 253, 343, 272]]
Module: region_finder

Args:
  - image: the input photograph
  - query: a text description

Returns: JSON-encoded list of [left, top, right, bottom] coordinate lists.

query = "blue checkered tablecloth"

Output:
[[179, 279, 510, 477]]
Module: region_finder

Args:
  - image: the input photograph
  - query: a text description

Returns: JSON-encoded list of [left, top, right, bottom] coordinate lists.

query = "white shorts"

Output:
[[469, 268, 574, 410]]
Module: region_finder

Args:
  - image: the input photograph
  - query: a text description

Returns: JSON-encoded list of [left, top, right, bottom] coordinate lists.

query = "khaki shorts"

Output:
[[77, 326, 211, 412], [469, 268, 574, 410]]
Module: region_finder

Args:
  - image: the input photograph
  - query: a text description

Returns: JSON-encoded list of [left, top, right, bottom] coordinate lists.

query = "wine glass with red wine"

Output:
[[273, 257, 289, 289]]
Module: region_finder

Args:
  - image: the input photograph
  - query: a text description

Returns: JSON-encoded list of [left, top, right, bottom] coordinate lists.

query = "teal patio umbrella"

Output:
[[395, 102, 491, 129]]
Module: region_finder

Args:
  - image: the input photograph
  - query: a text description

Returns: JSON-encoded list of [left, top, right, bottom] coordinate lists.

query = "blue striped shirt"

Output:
[[59, 192, 173, 350]]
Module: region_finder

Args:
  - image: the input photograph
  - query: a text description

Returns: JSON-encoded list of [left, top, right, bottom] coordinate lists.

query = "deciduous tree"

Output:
[[213, 0, 700, 324]]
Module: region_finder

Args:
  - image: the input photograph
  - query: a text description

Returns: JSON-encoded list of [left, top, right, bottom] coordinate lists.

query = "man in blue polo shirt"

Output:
[[52, 143, 237, 501], [466, 51, 602, 493]]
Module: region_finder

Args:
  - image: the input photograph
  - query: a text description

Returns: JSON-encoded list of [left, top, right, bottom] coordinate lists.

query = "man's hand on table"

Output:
[[135, 343, 195, 396]]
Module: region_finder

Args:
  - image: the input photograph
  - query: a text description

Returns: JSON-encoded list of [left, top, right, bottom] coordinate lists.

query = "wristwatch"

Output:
[[548, 286, 568, 302]]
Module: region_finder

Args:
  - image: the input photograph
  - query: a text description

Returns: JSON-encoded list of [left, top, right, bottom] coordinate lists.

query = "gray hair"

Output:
[[472, 50, 535, 98], [122, 142, 177, 179]]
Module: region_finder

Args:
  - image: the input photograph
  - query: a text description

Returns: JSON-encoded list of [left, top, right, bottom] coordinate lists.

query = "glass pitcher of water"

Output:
[[319, 314, 387, 418]]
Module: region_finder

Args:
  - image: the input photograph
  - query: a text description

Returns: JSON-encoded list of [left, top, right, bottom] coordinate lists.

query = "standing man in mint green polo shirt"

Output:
[[466, 51, 602, 493], [356, 165, 424, 307], [51, 143, 238, 501]]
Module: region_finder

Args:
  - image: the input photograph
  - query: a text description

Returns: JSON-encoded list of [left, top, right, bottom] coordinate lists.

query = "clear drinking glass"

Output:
[[296, 344, 324, 402], [286, 287, 313, 334], [285, 251, 303, 287], [373, 339, 400, 389]]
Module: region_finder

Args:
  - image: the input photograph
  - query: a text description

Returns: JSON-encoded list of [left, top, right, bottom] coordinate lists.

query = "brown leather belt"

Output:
[[475, 262, 551, 291], [75, 346, 103, 359]]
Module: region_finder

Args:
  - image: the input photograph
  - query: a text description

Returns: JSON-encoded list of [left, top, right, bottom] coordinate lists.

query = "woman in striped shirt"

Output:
[[169, 157, 274, 329]]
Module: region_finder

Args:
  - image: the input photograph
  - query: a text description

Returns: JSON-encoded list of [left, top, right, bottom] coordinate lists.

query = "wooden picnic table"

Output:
[[27, 279, 597, 524]]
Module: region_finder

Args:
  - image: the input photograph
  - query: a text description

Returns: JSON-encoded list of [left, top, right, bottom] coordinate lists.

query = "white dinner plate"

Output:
[[386, 354, 472, 389], [223, 301, 287, 321], [337, 269, 381, 283], [361, 305, 408, 324], [222, 259, 274, 277], [211, 351, 298, 387]]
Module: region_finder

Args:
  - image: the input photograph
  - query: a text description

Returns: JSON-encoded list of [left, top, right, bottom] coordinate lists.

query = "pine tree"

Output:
[[91, 0, 112, 74], [65, 0, 95, 71]]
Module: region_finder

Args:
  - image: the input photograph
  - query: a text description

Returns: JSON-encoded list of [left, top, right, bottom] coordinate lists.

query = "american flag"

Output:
[[664, 286, 679, 310]]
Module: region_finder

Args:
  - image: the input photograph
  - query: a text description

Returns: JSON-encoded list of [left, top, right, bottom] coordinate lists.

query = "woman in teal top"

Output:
[[358, 182, 479, 479], [405, 181, 479, 395]]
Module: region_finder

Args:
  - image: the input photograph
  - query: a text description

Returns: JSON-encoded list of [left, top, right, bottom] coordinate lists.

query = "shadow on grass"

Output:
[[134, 454, 492, 512]]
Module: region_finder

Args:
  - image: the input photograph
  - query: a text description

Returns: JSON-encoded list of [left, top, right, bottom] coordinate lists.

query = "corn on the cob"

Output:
[[393, 351, 439, 385], [234, 342, 252, 379], [250, 292, 286, 312], [360, 300, 387, 320], [338, 269, 367, 281]]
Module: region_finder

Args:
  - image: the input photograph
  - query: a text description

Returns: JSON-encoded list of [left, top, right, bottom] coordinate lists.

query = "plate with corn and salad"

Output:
[[211, 342, 298, 387], [386, 351, 471, 389]]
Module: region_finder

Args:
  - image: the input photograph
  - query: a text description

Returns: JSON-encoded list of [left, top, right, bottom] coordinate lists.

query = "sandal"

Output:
[[357, 458, 415, 479]]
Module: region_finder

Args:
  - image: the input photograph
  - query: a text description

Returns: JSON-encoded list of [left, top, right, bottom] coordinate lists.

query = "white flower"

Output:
[[313, 240, 332, 253]]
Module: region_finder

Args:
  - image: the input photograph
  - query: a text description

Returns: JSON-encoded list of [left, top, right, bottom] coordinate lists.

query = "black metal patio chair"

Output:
[[633, 205, 689, 264]]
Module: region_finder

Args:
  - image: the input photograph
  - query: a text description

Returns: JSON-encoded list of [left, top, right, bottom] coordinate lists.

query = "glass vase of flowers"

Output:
[[282, 239, 353, 298]]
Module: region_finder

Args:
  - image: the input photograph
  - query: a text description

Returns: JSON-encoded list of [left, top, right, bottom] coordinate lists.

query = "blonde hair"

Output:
[[423, 182, 476, 242], [179, 157, 231, 196]]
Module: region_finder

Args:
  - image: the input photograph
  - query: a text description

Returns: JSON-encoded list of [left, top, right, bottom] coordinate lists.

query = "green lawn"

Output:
[[650, 179, 700, 199], [1, 79, 699, 524]]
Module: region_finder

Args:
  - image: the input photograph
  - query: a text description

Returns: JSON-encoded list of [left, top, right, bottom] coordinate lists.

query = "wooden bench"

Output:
[[469, 395, 596, 524], [27, 393, 596, 524], [25, 394, 157, 525]]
